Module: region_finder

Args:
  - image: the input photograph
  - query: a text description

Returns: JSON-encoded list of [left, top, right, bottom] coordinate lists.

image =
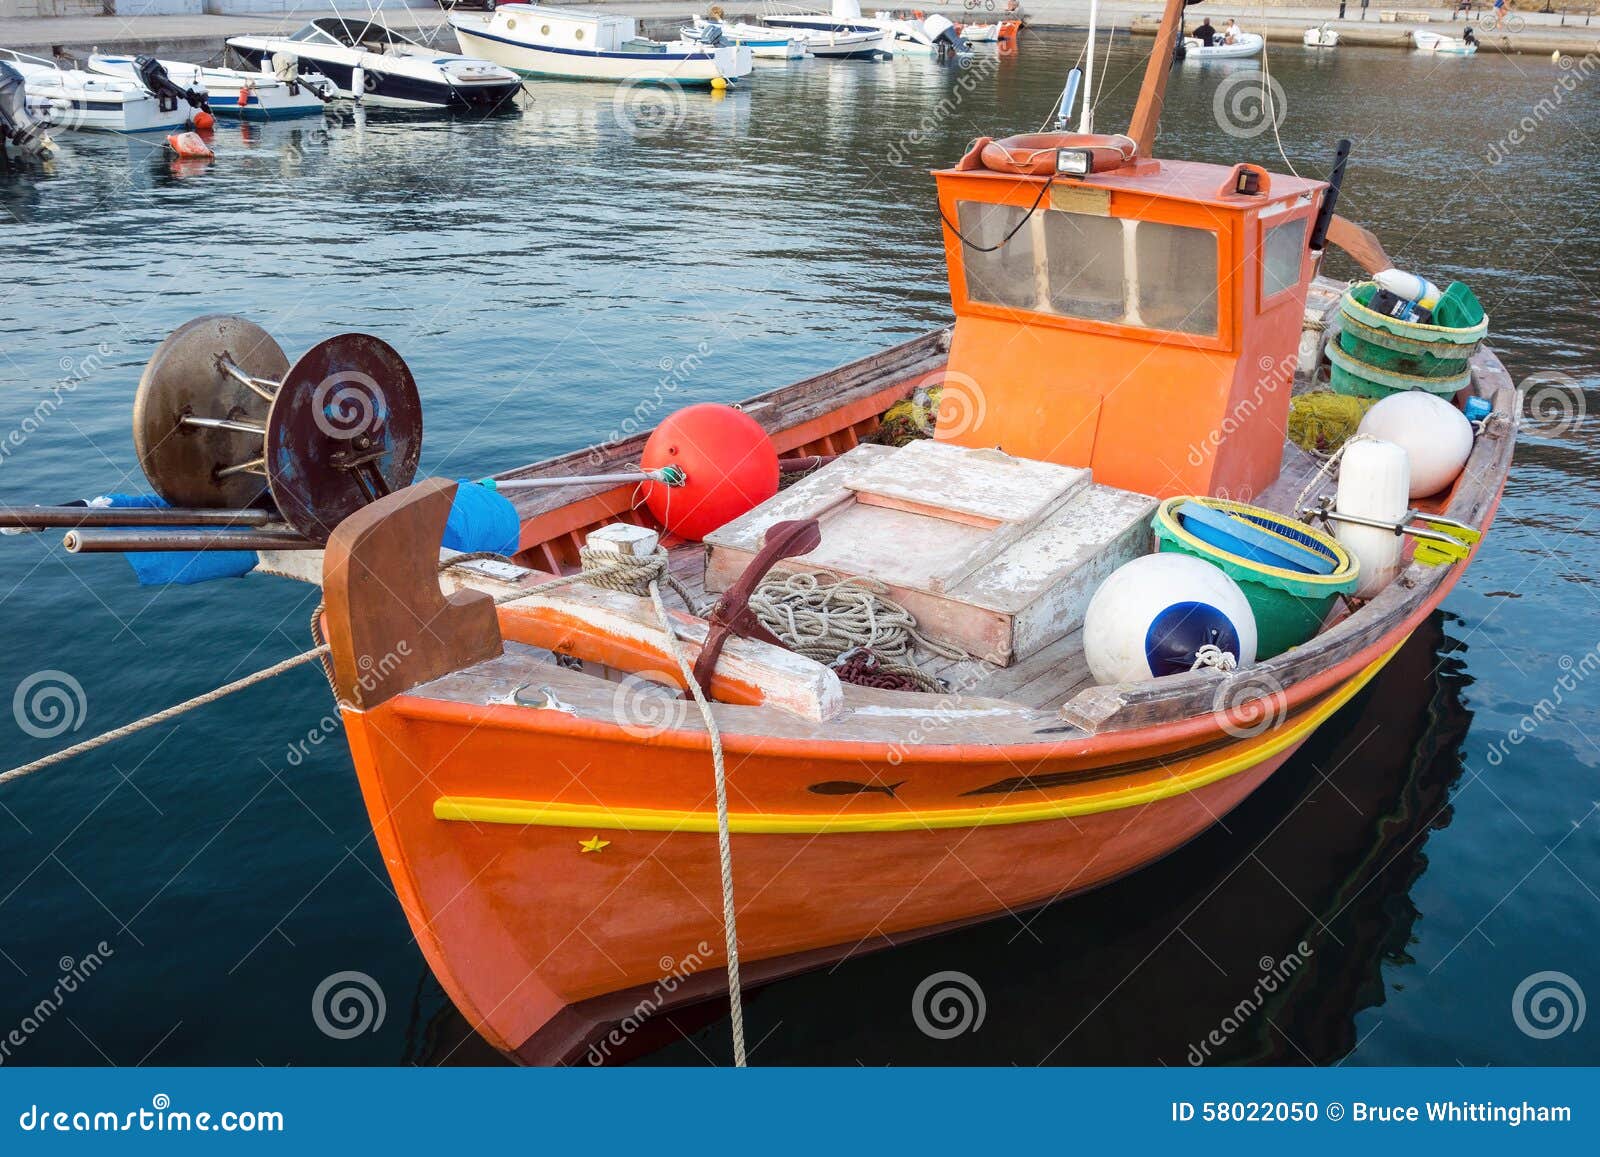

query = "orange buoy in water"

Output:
[[193, 109, 216, 131], [166, 131, 214, 159], [640, 403, 778, 541]]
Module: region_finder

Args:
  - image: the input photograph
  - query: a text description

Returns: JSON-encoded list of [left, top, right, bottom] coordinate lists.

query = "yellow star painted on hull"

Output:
[[579, 835, 611, 854]]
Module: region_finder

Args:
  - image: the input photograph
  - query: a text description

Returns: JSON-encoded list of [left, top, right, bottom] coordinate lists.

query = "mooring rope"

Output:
[[447, 545, 745, 1065], [0, 645, 331, 787]]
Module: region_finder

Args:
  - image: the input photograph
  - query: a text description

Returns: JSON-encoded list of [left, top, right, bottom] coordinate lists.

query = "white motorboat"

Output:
[[227, 16, 523, 110], [89, 53, 331, 120], [761, 1, 966, 57], [0, 61, 55, 157], [451, 5, 751, 86], [1181, 31, 1265, 60], [684, 17, 808, 61], [1303, 24, 1339, 48], [0, 49, 193, 133], [785, 26, 893, 59], [1413, 29, 1478, 55]]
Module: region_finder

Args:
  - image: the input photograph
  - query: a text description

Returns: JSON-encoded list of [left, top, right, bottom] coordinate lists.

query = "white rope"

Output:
[[0, 646, 331, 786], [647, 580, 746, 1068], [749, 572, 967, 670], [1190, 644, 1238, 672]]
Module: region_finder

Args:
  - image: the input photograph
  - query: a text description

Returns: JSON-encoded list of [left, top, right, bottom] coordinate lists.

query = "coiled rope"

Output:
[[749, 572, 966, 692]]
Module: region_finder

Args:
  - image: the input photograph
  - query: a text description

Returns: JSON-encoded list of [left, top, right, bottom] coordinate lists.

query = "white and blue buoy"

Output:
[[1084, 554, 1258, 685]]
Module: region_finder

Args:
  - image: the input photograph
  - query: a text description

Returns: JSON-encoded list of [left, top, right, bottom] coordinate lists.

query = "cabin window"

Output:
[[1262, 216, 1308, 301], [958, 202, 1219, 337], [1133, 220, 1218, 335], [957, 201, 1039, 311], [1042, 211, 1124, 322]]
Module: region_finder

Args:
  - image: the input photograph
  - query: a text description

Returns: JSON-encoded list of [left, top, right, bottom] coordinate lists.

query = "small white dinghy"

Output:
[[1182, 31, 1265, 59], [0, 49, 192, 133], [1303, 24, 1339, 48], [1413, 29, 1478, 55], [89, 53, 331, 120]]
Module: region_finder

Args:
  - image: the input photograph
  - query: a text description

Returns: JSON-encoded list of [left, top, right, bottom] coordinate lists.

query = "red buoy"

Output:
[[640, 403, 778, 541], [193, 109, 216, 131]]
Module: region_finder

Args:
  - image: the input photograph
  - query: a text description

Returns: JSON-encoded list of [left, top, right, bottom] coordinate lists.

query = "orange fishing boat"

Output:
[[307, 1, 1517, 1065]]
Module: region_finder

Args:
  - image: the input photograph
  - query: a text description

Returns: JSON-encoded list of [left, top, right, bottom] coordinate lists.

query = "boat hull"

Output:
[[227, 39, 522, 110], [342, 634, 1395, 1063], [453, 25, 749, 85]]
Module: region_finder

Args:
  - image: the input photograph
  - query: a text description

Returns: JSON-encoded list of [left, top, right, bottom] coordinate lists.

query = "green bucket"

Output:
[[1152, 497, 1360, 659], [1340, 282, 1488, 350], [1327, 339, 1471, 400]]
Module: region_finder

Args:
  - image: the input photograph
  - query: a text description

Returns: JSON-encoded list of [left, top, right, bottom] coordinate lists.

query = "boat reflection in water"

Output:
[[399, 609, 1463, 1066]]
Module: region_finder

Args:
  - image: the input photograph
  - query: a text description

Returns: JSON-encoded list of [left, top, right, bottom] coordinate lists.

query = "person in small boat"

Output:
[[1222, 18, 1240, 45], [1464, 25, 1479, 45], [1192, 16, 1216, 46]]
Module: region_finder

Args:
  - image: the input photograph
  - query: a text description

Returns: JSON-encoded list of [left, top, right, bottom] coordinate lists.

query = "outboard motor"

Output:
[[923, 14, 967, 61], [133, 55, 208, 113], [0, 61, 55, 159], [699, 23, 726, 47]]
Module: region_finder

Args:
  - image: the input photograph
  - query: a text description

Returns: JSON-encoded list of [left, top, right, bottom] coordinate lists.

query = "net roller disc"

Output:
[[264, 333, 423, 543], [132, 315, 288, 509]]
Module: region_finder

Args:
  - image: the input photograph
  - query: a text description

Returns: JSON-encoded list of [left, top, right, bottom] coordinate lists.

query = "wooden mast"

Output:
[[1126, 0, 1187, 156], [1122, 0, 1394, 275]]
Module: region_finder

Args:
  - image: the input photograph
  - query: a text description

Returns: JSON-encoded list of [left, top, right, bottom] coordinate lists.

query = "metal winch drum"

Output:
[[132, 314, 423, 543]]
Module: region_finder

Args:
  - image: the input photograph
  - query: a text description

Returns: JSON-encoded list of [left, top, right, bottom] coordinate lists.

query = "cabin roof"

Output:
[[938, 157, 1325, 213]]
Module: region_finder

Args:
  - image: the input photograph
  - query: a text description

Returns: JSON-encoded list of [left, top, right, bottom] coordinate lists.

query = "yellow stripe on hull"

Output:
[[434, 646, 1398, 835]]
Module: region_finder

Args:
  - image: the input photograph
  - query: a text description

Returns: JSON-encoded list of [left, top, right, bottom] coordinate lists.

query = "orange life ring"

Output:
[[978, 132, 1134, 177]]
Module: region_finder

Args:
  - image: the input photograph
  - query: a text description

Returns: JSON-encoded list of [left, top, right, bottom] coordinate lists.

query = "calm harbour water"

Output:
[[0, 32, 1596, 1067]]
